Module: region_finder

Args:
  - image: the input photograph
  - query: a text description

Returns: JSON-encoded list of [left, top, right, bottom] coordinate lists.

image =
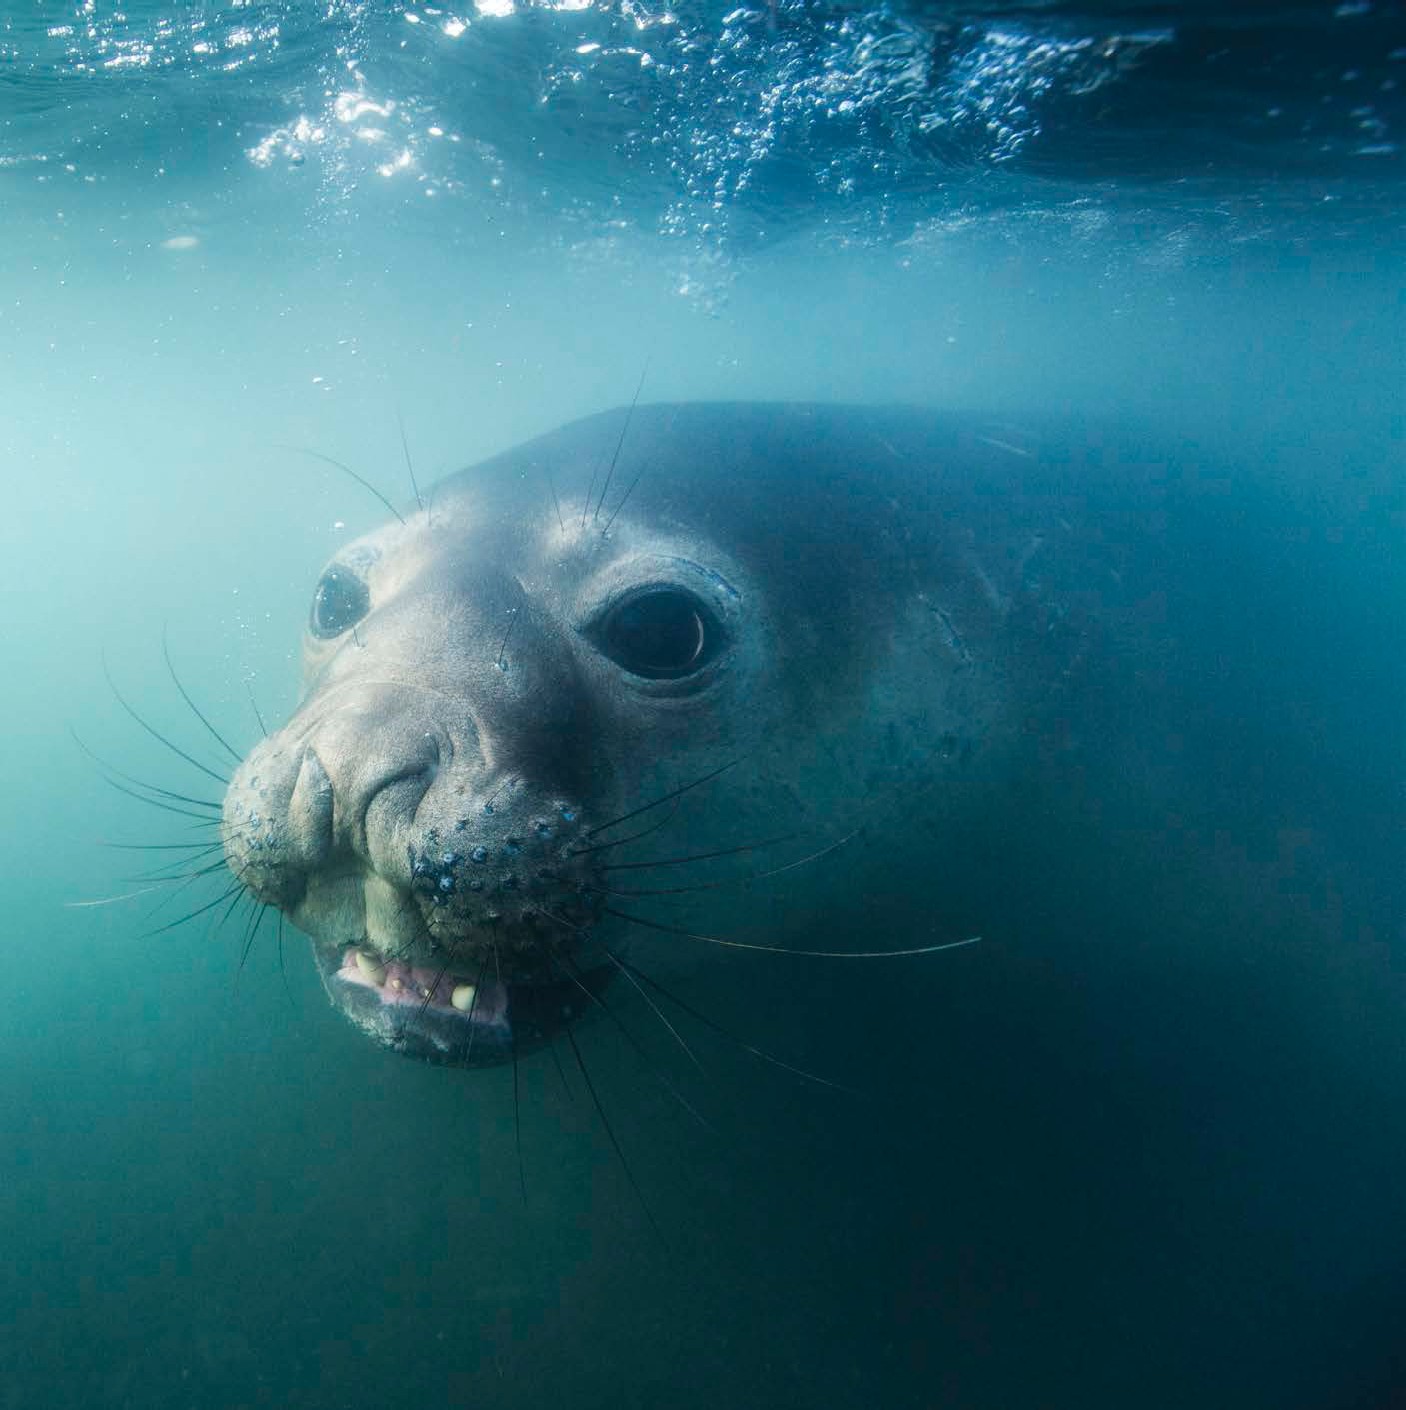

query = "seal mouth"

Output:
[[314, 943, 612, 1068]]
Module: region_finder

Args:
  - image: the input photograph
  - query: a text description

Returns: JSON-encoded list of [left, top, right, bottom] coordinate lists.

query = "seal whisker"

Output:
[[579, 447, 606, 533], [559, 1014, 667, 1247], [532, 902, 710, 1110], [598, 460, 647, 538], [497, 941, 528, 1206], [139, 879, 247, 940], [582, 885, 702, 914], [545, 467, 564, 534], [462, 954, 492, 1067], [414, 951, 457, 1023], [235, 897, 270, 987], [100, 653, 231, 786], [592, 363, 649, 526], [142, 851, 257, 929], [95, 779, 224, 824], [274, 914, 297, 1011], [212, 877, 256, 947], [603, 906, 983, 960], [396, 409, 425, 514], [162, 627, 244, 765], [276, 445, 406, 526], [120, 856, 230, 885], [567, 796, 683, 857], [98, 839, 227, 852], [595, 827, 866, 897], [244, 678, 269, 740], [141, 866, 232, 922], [552, 950, 712, 1132], [121, 840, 229, 868], [66, 885, 167, 908], [97, 776, 221, 818], [579, 759, 739, 839], [599, 834, 797, 873], [495, 606, 519, 670], [601, 947, 706, 1076], [608, 951, 860, 1095], [546, 1032, 573, 1099], [476, 771, 521, 817], [72, 727, 223, 812]]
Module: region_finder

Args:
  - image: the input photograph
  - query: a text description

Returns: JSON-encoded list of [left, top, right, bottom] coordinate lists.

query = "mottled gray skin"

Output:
[[222, 403, 1143, 1066]]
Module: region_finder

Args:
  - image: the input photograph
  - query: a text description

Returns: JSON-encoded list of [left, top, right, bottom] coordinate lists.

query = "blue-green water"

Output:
[[3, 4, 1404, 1407]]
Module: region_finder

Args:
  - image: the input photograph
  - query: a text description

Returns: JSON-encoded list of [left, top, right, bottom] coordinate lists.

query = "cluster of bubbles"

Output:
[[6, 1, 1401, 260], [5, 2, 1147, 220]]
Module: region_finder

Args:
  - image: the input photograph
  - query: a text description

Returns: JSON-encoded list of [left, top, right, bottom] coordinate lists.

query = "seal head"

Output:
[[223, 404, 1077, 1066]]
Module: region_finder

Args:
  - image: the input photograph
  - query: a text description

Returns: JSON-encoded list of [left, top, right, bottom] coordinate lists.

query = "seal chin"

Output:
[[313, 942, 613, 1067]]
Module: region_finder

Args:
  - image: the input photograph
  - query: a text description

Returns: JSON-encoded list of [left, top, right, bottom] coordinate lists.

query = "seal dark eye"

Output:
[[597, 589, 718, 680], [310, 567, 370, 640]]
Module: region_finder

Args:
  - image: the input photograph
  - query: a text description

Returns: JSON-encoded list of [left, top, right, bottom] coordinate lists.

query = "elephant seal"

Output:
[[221, 403, 1167, 1066]]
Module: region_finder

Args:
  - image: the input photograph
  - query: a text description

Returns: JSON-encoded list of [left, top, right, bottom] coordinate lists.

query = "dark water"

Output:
[[3, 3, 1404, 1408]]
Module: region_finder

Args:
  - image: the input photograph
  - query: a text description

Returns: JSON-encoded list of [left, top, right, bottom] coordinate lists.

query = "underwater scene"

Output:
[[2, 2, 1404, 1407]]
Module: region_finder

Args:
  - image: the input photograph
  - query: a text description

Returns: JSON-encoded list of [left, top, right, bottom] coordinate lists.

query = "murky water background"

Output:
[[2, 3, 1404, 1406]]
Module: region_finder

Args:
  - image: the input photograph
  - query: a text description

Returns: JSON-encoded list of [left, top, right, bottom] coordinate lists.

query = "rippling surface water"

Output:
[[6, 2, 1405, 241], [2, 4, 1404, 1408]]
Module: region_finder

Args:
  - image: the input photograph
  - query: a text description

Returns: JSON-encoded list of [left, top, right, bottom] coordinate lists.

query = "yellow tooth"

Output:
[[354, 949, 387, 984], [451, 984, 477, 1013]]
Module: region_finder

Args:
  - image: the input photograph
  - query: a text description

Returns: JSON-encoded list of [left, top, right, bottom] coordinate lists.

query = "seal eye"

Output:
[[598, 589, 716, 680], [310, 567, 370, 640]]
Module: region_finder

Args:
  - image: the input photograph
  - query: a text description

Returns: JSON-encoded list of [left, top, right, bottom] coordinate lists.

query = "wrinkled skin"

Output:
[[222, 404, 1130, 1065]]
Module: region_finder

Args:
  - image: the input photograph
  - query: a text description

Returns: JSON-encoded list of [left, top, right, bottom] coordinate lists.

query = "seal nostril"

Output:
[[363, 742, 443, 841], [421, 731, 443, 780], [287, 747, 335, 866]]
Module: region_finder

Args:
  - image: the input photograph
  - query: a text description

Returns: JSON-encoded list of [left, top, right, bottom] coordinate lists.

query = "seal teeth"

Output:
[[353, 949, 387, 985]]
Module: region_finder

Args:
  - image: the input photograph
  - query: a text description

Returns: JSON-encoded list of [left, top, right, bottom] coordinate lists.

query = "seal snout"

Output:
[[222, 701, 603, 978], [221, 736, 321, 910], [395, 779, 599, 963]]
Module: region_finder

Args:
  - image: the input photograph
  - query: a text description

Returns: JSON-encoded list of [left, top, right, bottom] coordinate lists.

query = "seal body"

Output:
[[222, 403, 1192, 1065]]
